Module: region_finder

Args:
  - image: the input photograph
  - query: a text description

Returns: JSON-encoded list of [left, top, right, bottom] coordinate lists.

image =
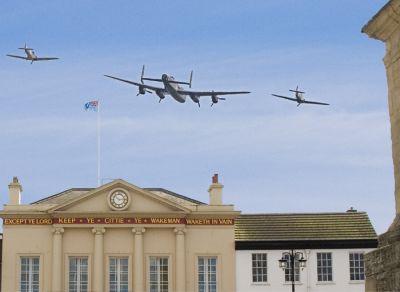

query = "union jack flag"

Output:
[[84, 100, 98, 111]]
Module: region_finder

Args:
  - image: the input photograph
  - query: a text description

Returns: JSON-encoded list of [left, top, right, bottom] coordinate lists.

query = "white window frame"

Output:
[[349, 252, 365, 281], [147, 255, 170, 292], [109, 256, 130, 292], [283, 253, 300, 283], [317, 252, 333, 282], [198, 256, 218, 292], [67, 255, 90, 292], [251, 253, 268, 283], [19, 256, 40, 292]]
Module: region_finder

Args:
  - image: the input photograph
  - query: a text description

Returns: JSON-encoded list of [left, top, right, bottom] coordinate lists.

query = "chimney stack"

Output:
[[208, 173, 223, 205], [8, 176, 22, 205]]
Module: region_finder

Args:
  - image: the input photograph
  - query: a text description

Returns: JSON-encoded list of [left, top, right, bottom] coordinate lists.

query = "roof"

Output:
[[143, 188, 205, 205], [31, 186, 204, 207], [31, 188, 93, 205], [235, 211, 377, 242]]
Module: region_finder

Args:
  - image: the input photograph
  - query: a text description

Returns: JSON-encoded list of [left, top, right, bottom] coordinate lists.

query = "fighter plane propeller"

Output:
[[7, 43, 59, 64], [105, 65, 250, 107], [272, 86, 329, 106]]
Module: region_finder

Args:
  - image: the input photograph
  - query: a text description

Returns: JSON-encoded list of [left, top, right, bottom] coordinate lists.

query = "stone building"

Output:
[[362, 0, 400, 291], [0, 175, 238, 292], [0, 175, 378, 292], [235, 212, 377, 292]]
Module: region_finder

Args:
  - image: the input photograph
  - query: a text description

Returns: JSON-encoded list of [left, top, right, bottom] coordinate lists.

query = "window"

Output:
[[69, 257, 88, 292], [251, 253, 267, 283], [317, 253, 333, 282], [198, 257, 217, 292], [283, 253, 300, 282], [149, 257, 169, 292], [20, 256, 40, 292], [110, 257, 129, 292], [349, 252, 365, 281]]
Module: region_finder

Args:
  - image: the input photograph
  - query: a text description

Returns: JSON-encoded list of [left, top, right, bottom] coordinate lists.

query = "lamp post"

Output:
[[278, 249, 307, 292]]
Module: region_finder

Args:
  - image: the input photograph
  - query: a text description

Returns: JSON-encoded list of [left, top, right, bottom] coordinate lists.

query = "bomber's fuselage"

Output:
[[162, 74, 186, 103]]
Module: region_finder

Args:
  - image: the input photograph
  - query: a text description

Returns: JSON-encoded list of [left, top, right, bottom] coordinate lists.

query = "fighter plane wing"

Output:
[[104, 75, 166, 92], [35, 57, 59, 61], [177, 90, 250, 96], [302, 100, 329, 106], [271, 94, 298, 102], [6, 54, 28, 60]]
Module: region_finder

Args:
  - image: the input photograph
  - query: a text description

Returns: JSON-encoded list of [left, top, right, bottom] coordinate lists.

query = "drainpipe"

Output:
[[306, 249, 311, 292]]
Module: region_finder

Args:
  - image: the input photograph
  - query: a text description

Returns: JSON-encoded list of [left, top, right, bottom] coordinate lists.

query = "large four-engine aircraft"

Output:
[[7, 44, 59, 64], [272, 86, 329, 106], [105, 65, 250, 107]]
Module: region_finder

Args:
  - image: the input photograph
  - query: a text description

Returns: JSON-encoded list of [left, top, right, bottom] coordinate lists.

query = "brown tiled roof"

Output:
[[235, 212, 377, 242]]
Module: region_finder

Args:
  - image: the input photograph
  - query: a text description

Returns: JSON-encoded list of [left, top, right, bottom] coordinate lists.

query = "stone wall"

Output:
[[365, 223, 400, 291], [362, 1, 400, 291]]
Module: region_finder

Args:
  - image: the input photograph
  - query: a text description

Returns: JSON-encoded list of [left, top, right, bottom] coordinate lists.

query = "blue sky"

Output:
[[0, 1, 392, 233]]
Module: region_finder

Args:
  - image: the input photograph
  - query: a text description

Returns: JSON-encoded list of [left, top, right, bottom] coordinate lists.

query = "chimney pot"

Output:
[[347, 207, 357, 213], [212, 173, 218, 184]]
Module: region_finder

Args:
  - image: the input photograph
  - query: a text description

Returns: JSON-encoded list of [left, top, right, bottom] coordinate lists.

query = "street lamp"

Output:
[[278, 250, 307, 292]]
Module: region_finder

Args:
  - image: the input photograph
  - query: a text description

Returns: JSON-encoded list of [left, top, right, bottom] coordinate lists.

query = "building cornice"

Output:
[[362, 0, 400, 41]]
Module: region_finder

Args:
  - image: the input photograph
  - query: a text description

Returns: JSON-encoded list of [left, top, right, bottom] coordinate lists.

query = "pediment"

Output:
[[51, 180, 190, 214]]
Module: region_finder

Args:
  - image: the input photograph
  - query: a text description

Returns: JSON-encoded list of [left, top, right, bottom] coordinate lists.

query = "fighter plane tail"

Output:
[[18, 43, 33, 50], [289, 85, 305, 94]]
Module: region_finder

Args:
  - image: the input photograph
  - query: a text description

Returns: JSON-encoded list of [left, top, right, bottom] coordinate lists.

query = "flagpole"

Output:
[[97, 101, 101, 187]]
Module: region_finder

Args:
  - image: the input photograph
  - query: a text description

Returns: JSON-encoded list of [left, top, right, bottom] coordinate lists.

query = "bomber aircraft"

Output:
[[7, 44, 59, 64], [272, 86, 329, 106], [105, 65, 250, 107]]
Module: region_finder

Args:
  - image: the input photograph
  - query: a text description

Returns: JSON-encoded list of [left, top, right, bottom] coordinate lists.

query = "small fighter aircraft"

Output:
[[272, 86, 329, 106], [104, 65, 250, 107], [7, 44, 59, 64]]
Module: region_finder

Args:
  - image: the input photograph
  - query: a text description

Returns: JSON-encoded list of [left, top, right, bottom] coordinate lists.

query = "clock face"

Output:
[[109, 191, 129, 209]]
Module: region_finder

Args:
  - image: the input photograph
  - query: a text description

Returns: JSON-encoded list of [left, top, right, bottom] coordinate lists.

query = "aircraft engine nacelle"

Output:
[[156, 90, 165, 100], [189, 94, 200, 103], [211, 95, 219, 104]]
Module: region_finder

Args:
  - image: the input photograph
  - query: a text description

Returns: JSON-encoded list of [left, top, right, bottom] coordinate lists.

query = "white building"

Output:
[[235, 211, 377, 292]]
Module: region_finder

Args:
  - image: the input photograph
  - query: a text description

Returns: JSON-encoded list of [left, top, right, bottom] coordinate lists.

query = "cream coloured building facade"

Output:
[[0, 175, 239, 292]]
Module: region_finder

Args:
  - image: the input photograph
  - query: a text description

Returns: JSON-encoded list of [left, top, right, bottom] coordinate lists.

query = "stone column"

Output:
[[92, 227, 105, 292], [133, 227, 146, 292], [363, 0, 400, 220], [363, 1, 400, 291], [51, 227, 64, 292], [174, 227, 186, 292]]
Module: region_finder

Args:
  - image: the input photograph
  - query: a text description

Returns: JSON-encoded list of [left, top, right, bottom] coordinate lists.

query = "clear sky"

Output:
[[0, 1, 392, 233]]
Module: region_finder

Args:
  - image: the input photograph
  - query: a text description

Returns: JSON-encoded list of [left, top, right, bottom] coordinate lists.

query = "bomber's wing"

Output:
[[177, 89, 250, 96], [35, 57, 59, 61], [104, 75, 166, 92], [271, 94, 298, 102], [6, 54, 28, 60], [302, 100, 329, 106]]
